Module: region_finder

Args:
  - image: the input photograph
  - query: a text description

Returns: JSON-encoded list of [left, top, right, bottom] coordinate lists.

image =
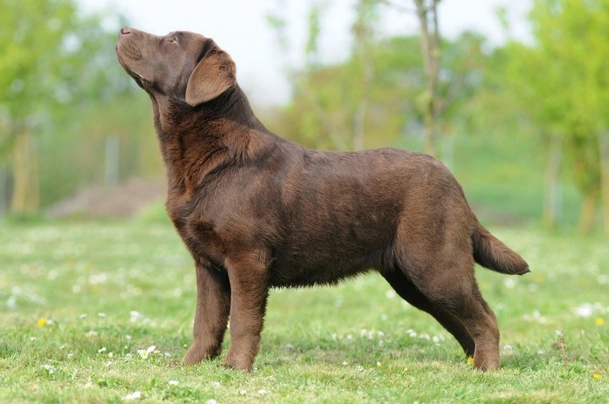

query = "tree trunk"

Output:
[[0, 167, 8, 216], [351, 31, 374, 151], [351, 0, 377, 151], [543, 135, 562, 228], [414, 0, 441, 157], [598, 131, 609, 234], [302, 88, 348, 150], [10, 131, 39, 215], [578, 190, 597, 234], [352, 99, 367, 151]]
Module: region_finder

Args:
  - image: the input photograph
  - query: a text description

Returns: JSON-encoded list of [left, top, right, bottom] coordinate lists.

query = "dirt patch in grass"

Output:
[[46, 178, 165, 219]]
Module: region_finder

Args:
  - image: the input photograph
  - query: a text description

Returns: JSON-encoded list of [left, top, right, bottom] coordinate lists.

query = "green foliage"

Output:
[[274, 30, 492, 152], [0, 0, 129, 144], [1, 222, 608, 402], [495, 0, 609, 230], [0, 0, 163, 211], [305, 1, 324, 65]]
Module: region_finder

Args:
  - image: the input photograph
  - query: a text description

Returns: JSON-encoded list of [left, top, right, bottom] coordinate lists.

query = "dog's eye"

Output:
[[169, 36, 179, 45]]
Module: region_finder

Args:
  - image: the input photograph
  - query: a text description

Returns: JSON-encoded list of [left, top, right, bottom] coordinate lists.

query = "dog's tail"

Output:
[[471, 217, 529, 275]]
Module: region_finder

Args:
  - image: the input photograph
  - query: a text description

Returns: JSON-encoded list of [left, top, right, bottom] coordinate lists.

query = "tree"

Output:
[[351, 0, 379, 150], [271, 29, 488, 163], [0, 0, 127, 214], [275, 35, 416, 150], [268, 0, 381, 151], [413, 0, 442, 157], [494, 40, 566, 228], [498, 0, 609, 232]]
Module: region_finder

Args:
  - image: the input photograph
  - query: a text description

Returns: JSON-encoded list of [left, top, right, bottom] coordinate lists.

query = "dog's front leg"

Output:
[[183, 259, 231, 364], [221, 251, 270, 372]]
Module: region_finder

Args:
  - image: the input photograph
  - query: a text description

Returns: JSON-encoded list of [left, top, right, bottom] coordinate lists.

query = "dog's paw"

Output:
[[221, 354, 254, 372], [182, 343, 222, 365]]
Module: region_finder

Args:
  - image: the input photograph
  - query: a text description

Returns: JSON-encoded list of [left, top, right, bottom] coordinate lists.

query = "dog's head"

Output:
[[115, 28, 236, 106]]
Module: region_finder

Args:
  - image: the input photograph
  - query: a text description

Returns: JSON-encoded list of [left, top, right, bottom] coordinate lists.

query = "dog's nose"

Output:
[[120, 27, 131, 35]]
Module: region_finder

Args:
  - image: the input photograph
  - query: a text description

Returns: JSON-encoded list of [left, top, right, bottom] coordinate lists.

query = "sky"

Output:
[[79, 0, 531, 106]]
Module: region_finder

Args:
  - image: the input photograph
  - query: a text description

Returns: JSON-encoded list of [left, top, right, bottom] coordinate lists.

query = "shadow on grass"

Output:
[[257, 334, 471, 369]]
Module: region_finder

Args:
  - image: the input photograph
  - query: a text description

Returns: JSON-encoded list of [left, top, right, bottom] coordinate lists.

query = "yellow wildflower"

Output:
[[595, 318, 604, 326], [467, 357, 474, 365], [37, 318, 47, 327]]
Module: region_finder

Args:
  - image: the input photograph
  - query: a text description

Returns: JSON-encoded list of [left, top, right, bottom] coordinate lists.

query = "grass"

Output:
[[0, 221, 607, 403]]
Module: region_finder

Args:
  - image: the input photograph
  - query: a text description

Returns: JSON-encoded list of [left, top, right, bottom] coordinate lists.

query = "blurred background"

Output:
[[1, 0, 608, 234]]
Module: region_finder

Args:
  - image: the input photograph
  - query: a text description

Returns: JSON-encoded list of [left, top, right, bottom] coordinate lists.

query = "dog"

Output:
[[115, 28, 529, 372]]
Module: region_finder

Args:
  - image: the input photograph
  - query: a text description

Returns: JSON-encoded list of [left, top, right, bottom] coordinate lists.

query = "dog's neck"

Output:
[[151, 86, 259, 133], [149, 85, 271, 196]]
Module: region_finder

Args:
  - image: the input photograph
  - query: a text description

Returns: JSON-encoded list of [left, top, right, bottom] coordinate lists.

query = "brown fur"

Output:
[[115, 28, 529, 372]]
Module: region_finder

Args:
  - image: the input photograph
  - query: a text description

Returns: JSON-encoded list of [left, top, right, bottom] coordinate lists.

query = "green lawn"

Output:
[[0, 222, 607, 403]]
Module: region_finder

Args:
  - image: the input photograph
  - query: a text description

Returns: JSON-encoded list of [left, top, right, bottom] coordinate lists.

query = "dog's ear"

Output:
[[185, 45, 236, 106]]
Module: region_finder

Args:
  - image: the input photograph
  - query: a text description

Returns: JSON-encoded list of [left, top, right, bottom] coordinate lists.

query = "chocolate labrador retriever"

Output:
[[116, 28, 529, 372]]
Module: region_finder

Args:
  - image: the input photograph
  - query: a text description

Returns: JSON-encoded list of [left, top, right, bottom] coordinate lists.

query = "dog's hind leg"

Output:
[[183, 259, 231, 364], [393, 204, 502, 369], [408, 260, 501, 371], [381, 270, 475, 357]]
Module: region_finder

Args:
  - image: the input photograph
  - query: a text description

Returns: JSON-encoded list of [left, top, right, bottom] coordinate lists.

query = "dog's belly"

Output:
[[268, 243, 388, 288], [268, 262, 373, 288]]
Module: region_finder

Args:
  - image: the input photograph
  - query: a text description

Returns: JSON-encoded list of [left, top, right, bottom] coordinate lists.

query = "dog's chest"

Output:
[[174, 218, 228, 270], [164, 191, 223, 263]]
